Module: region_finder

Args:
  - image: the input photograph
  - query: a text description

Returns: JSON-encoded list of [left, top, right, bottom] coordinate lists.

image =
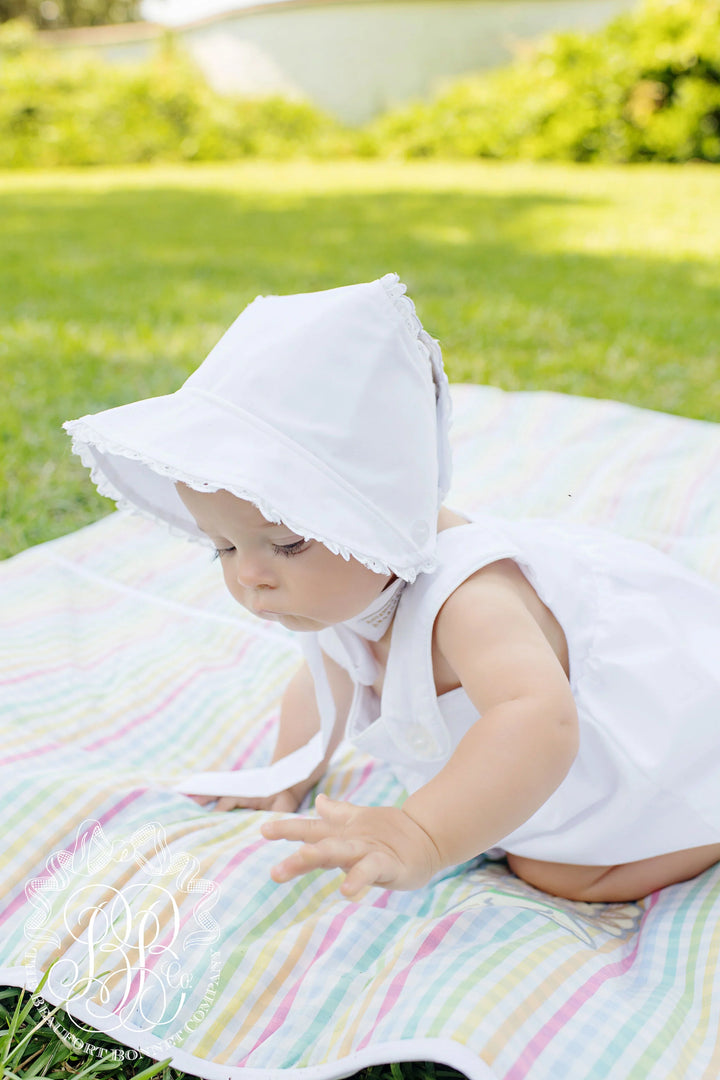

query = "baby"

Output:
[[64, 274, 720, 904]]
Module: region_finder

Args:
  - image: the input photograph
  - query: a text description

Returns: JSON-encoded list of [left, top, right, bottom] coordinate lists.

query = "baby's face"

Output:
[[176, 484, 394, 631]]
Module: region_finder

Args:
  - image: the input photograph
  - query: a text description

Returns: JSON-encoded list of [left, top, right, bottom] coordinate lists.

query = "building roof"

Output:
[[38, 21, 164, 46], [179, 0, 392, 27], [38, 0, 397, 45]]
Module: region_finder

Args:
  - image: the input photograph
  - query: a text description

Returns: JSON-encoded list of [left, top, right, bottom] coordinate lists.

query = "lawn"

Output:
[[1, 160, 719, 561], [1, 160, 719, 1079]]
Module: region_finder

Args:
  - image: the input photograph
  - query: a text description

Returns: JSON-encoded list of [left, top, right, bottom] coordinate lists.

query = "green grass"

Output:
[[1, 159, 719, 1077], [0, 973, 460, 1080], [1, 976, 457, 1080], [0, 973, 458, 1080], [2, 160, 719, 560]]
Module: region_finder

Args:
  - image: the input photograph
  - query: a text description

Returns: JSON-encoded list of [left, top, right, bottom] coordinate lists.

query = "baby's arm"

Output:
[[190, 653, 352, 813], [262, 561, 579, 893], [402, 561, 578, 870]]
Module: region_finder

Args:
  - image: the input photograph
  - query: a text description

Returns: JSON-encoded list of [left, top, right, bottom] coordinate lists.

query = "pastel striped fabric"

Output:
[[2, 385, 720, 1080]]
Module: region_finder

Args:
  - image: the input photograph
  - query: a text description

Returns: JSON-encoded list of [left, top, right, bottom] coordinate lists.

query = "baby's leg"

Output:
[[506, 844, 720, 903]]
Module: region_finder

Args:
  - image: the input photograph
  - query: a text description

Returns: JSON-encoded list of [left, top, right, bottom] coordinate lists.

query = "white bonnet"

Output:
[[64, 273, 453, 583]]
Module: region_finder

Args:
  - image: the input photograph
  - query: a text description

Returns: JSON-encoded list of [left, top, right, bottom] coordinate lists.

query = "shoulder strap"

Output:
[[380, 519, 521, 762]]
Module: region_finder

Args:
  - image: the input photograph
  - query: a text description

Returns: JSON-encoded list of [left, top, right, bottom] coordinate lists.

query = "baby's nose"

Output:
[[233, 553, 274, 590]]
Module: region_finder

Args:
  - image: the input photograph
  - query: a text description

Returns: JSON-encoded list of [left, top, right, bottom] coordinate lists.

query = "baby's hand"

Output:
[[188, 791, 302, 813], [260, 794, 442, 897]]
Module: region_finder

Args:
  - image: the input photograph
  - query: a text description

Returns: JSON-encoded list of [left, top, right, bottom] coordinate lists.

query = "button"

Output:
[[404, 723, 436, 755]]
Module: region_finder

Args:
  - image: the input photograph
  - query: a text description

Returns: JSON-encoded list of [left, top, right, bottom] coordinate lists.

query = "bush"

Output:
[[363, 0, 720, 163], [0, 20, 347, 166], [2, 0, 719, 168]]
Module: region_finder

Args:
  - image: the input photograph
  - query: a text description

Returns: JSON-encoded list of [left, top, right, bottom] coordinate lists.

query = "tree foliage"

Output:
[[1, 0, 718, 166], [363, 0, 720, 164], [0, 0, 143, 29], [0, 23, 346, 166]]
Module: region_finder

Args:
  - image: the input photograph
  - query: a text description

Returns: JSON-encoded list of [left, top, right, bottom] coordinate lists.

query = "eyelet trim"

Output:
[[63, 419, 438, 583], [379, 273, 453, 507]]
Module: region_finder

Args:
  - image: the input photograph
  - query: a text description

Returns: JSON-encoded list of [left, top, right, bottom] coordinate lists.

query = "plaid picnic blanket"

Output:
[[2, 384, 719, 1080]]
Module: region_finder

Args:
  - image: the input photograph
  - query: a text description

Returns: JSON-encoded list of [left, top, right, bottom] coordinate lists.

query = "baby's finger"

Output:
[[340, 852, 393, 898], [212, 796, 254, 812], [188, 794, 215, 805], [269, 791, 300, 813], [314, 793, 354, 823], [270, 837, 362, 882], [261, 815, 331, 844]]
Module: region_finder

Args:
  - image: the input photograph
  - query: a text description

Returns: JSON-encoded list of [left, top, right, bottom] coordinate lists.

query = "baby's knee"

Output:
[[506, 852, 611, 901], [508, 844, 720, 903]]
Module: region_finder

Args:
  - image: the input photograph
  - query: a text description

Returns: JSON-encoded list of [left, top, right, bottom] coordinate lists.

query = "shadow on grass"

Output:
[[2, 183, 718, 556]]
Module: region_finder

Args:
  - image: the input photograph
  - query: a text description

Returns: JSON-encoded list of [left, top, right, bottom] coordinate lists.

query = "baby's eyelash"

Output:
[[273, 540, 308, 558], [212, 541, 308, 561], [212, 547, 234, 561]]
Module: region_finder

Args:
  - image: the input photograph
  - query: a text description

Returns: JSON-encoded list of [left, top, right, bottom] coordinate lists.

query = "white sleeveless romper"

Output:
[[314, 512, 720, 866]]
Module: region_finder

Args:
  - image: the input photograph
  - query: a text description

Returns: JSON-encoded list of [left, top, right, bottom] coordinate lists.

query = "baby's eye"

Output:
[[273, 540, 309, 558], [212, 546, 235, 561]]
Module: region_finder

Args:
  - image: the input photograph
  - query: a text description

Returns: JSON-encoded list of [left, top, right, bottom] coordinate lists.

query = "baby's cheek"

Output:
[[221, 570, 244, 606]]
